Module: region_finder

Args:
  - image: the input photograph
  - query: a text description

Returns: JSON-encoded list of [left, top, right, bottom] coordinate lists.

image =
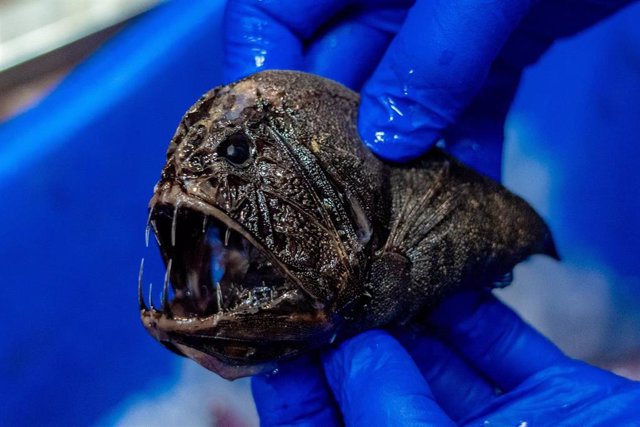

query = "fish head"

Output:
[[140, 71, 388, 379]]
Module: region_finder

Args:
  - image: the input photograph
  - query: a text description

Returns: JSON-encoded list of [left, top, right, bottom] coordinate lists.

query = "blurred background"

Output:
[[0, 0, 639, 426]]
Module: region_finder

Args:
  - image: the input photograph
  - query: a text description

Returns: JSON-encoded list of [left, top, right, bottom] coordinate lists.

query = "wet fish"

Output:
[[140, 70, 557, 380]]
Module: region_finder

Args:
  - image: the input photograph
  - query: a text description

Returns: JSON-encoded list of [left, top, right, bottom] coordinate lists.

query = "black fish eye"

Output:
[[217, 132, 253, 166]]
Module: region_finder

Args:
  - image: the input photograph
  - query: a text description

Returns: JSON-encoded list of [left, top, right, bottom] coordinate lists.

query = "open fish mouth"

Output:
[[139, 187, 333, 379], [146, 204, 293, 317]]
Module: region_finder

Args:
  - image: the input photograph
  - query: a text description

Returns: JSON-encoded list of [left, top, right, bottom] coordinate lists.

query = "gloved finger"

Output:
[[394, 329, 499, 422], [428, 291, 569, 391], [304, 7, 406, 90], [322, 330, 456, 427], [459, 362, 639, 426], [304, 16, 391, 90], [223, 0, 347, 82], [252, 355, 341, 426], [358, 0, 532, 162]]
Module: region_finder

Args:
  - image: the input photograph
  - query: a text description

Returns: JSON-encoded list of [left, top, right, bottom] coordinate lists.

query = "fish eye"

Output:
[[217, 132, 253, 166]]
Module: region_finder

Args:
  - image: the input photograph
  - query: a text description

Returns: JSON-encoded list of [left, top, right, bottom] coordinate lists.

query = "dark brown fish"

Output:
[[140, 70, 557, 380]]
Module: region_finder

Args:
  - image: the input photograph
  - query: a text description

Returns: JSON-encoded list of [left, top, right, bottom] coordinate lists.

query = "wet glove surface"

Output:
[[224, 0, 635, 179], [252, 291, 640, 426]]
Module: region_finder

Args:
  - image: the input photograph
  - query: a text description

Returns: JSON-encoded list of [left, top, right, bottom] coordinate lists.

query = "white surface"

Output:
[[501, 116, 640, 363], [104, 361, 258, 427], [0, 0, 160, 71]]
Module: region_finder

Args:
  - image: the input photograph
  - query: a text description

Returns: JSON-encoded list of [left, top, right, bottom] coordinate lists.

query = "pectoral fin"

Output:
[[384, 148, 557, 295]]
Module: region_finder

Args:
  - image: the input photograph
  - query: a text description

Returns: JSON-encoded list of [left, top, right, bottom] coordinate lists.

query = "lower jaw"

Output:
[[174, 343, 277, 380], [141, 306, 337, 379]]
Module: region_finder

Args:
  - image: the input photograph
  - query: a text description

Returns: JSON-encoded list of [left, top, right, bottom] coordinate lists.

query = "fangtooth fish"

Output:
[[140, 71, 557, 380]]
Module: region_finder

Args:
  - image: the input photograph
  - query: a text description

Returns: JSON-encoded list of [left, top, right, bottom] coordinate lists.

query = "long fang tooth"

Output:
[[148, 283, 155, 311], [171, 202, 180, 247], [145, 205, 155, 247], [162, 259, 172, 317], [151, 220, 161, 246], [138, 258, 147, 311], [202, 216, 208, 234], [216, 282, 223, 312], [224, 228, 231, 247]]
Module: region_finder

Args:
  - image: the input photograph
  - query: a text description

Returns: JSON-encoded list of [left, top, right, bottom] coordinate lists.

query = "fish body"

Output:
[[140, 71, 556, 379]]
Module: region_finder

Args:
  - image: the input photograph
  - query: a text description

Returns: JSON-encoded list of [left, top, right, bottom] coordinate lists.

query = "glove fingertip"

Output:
[[358, 92, 440, 162], [251, 356, 342, 426], [322, 330, 456, 426]]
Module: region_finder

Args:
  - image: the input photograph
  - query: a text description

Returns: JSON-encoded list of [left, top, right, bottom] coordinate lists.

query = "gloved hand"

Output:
[[224, 0, 634, 179], [252, 291, 640, 426]]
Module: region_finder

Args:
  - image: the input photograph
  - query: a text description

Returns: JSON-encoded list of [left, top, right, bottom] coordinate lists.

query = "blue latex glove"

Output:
[[252, 291, 640, 426], [224, 0, 634, 179]]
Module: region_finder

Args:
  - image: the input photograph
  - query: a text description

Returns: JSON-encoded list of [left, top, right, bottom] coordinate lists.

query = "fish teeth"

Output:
[[161, 259, 173, 317], [216, 282, 224, 312], [145, 204, 155, 248], [171, 202, 180, 247], [138, 258, 147, 311], [145, 225, 151, 248], [224, 227, 231, 247], [148, 283, 155, 311]]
